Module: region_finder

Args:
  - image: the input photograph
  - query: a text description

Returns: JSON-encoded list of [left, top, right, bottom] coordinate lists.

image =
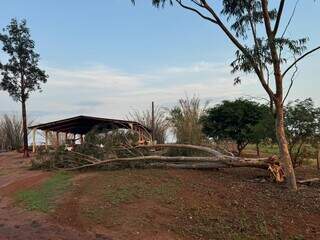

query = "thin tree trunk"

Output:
[[275, 102, 297, 190], [256, 143, 260, 157], [294, 142, 304, 167], [21, 99, 29, 158], [317, 148, 320, 171]]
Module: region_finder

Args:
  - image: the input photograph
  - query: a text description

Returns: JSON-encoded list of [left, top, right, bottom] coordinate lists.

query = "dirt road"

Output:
[[0, 152, 110, 240]]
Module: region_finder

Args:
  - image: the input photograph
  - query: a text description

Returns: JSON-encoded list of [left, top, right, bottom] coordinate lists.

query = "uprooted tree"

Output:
[[131, 0, 320, 190]]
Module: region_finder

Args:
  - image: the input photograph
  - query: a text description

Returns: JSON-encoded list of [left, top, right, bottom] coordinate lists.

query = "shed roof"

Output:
[[29, 115, 149, 135]]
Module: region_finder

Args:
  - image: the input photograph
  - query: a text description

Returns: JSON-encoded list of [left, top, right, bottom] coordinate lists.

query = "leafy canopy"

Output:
[[285, 98, 320, 165], [0, 19, 48, 102], [201, 99, 274, 154]]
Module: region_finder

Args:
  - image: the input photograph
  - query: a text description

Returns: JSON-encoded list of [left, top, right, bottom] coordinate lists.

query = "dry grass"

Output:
[[169, 96, 208, 145], [128, 105, 170, 144], [0, 114, 24, 151]]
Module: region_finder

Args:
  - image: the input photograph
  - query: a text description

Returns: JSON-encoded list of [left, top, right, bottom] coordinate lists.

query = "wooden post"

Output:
[[80, 135, 84, 145], [56, 132, 60, 148], [65, 132, 68, 141], [152, 101, 155, 144], [138, 128, 141, 142], [45, 131, 48, 150], [32, 128, 36, 153]]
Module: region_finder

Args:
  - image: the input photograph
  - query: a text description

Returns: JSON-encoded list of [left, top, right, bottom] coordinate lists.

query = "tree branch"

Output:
[[175, 0, 217, 24], [273, 0, 285, 35], [282, 46, 320, 78], [200, 0, 275, 99], [279, 0, 299, 61], [282, 59, 298, 104]]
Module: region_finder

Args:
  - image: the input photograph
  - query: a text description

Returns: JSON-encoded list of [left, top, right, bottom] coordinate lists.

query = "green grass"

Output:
[[245, 144, 280, 156], [15, 172, 72, 213], [104, 172, 181, 205]]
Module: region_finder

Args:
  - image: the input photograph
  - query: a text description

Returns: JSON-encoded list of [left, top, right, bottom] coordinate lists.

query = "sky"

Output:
[[0, 0, 319, 124]]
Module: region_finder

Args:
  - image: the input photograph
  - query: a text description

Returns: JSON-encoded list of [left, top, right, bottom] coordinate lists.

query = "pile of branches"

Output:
[[32, 130, 285, 182]]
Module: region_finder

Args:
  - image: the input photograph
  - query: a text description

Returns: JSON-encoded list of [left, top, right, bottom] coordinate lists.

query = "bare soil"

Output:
[[0, 152, 104, 240], [1, 151, 320, 240]]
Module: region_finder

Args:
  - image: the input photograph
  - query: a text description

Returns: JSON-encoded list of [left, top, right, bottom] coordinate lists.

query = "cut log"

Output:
[[297, 178, 320, 184]]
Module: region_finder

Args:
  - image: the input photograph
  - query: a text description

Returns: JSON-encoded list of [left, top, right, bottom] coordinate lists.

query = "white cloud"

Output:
[[47, 65, 144, 90], [0, 61, 263, 123]]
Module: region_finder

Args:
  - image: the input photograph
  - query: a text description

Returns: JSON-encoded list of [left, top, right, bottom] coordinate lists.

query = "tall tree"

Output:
[[0, 19, 48, 157], [133, 0, 320, 190]]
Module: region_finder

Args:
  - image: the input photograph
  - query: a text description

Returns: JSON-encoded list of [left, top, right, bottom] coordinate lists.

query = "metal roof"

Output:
[[29, 115, 150, 135]]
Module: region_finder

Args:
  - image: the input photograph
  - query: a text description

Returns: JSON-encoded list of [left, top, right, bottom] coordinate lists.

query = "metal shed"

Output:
[[29, 115, 152, 152]]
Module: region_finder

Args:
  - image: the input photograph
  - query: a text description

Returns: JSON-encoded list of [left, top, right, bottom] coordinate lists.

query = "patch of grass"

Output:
[[15, 172, 72, 212], [173, 207, 287, 240], [245, 144, 280, 156], [104, 172, 181, 205], [82, 207, 105, 223]]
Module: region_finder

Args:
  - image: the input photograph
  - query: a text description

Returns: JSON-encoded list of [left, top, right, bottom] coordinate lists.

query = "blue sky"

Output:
[[0, 0, 319, 123]]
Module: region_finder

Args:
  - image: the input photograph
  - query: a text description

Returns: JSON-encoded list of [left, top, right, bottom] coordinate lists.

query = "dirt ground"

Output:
[[0, 152, 105, 240], [1, 151, 320, 240]]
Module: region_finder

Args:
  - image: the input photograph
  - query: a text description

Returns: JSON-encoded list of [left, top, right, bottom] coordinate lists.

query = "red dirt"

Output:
[[1, 151, 320, 239], [0, 152, 108, 240], [50, 168, 320, 240]]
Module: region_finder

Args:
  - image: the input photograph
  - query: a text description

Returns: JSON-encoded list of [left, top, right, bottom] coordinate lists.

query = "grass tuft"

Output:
[[15, 172, 72, 212]]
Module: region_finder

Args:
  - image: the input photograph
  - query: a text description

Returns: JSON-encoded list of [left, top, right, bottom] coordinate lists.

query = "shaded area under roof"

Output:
[[29, 115, 150, 135]]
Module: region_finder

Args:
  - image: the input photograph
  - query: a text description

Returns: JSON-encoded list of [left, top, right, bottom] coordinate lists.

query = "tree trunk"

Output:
[[275, 102, 297, 190], [317, 148, 320, 171], [21, 99, 29, 158], [256, 143, 260, 157], [236, 143, 247, 156], [64, 154, 271, 171]]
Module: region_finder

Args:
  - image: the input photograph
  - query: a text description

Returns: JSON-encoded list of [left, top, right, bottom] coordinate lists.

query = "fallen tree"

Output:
[[33, 143, 284, 183], [64, 155, 270, 171]]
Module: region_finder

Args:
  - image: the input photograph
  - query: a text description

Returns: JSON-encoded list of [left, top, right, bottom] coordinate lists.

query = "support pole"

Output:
[[32, 128, 36, 153], [152, 101, 155, 144], [56, 132, 60, 148], [80, 135, 84, 145], [65, 132, 68, 142], [45, 131, 48, 150]]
